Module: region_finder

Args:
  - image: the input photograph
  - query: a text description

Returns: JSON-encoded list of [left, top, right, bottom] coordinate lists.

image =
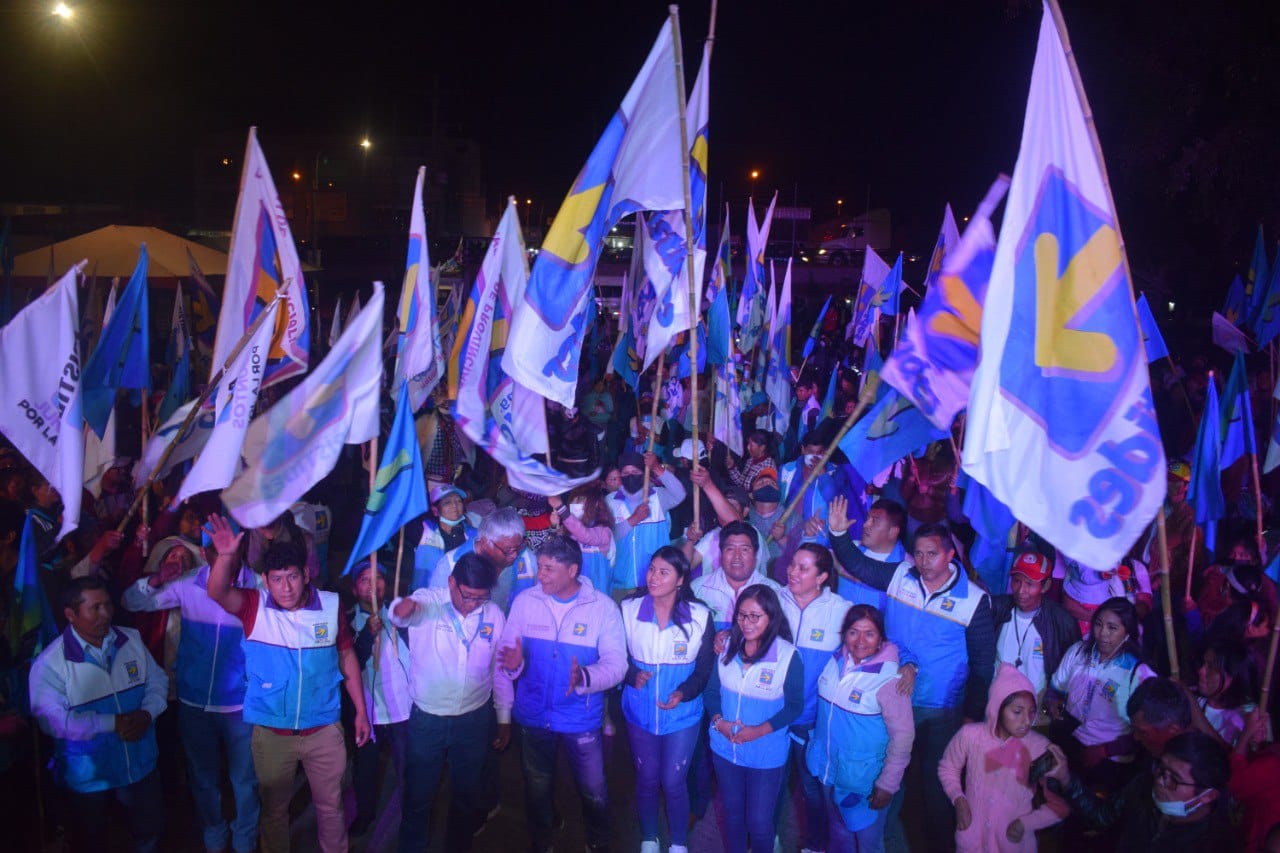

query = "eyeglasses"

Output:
[[736, 611, 766, 625], [1152, 760, 1195, 789], [457, 590, 491, 604]]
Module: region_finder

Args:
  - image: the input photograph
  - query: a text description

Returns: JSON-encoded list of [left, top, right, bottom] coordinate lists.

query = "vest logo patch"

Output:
[[1033, 639, 1044, 657], [314, 623, 330, 641], [673, 641, 688, 658], [758, 669, 775, 686], [940, 598, 956, 612], [849, 688, 863, 704], [125, 660, 140, 683], [1102, 679, 1119, 700], [810, 628, 825, 642], [478, 622, 494, 640], [573, 623, 588, 637]]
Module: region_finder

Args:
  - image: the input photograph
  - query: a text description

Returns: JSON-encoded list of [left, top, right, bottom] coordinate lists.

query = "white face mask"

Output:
[[569, 503, 585, 520], [438, 515, 462, 528], [1151, 788, 1212, 818], [803, 453, 821, 467]]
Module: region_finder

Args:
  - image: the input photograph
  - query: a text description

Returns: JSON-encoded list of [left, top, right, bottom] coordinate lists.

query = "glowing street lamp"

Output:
[[749, 169, 760, 198], [359, 138, 372, 151], [52, 3, 74, 20], [837, 198, 843, 217]]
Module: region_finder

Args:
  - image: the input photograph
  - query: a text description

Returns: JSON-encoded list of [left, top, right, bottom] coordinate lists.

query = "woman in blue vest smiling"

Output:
[[705, 584, 804, 853]]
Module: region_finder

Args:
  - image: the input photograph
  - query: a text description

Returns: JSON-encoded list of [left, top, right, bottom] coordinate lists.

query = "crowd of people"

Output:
[[1, 319, 1279, 853]]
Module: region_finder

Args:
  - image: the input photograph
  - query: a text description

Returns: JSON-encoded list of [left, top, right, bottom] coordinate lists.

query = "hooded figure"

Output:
[[937, 664, 1065, 851]]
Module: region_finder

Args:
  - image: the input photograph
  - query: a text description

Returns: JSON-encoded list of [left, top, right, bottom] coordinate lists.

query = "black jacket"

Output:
[[990, 595, 1081, 687]]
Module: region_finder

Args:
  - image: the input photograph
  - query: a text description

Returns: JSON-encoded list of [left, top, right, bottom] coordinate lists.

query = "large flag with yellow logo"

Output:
[[211, 127, 311, 391], [962, 2, 1166, 569], [394, 167, 444, 411], [503, 21, 686, 407]]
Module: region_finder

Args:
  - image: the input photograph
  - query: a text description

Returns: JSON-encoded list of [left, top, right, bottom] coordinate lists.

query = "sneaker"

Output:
[[640, 841, 660, 853]]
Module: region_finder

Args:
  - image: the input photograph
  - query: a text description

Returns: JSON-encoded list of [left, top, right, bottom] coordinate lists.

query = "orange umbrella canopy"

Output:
[[11, 225, 230, 279]]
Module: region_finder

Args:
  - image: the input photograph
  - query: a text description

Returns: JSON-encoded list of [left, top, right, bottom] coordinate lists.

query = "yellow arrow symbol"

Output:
[[541, 183, 606, 267], [1033, 226, 1121, 374]]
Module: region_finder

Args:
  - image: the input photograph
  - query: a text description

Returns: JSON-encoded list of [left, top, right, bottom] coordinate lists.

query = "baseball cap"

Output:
[[429, 484, 466, 504], [1167, 460, 1191, 482], [674, 438, 707, 461], [1010, 550, 1051, 583]]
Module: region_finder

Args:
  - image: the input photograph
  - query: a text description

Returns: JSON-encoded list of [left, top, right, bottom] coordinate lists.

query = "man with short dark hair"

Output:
[[390, 551, 509, 852], [1127, 677, 1194, 758], [690, 520, 781, 634], [204, 516, 369, 853], [835, 497, 908, 609], [29, 576, 168, 853]]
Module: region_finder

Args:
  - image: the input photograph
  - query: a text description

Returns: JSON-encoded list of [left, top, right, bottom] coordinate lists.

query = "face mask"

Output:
[[569, 503, 585, 520], [1151, 788, 1211, 818], [752, 486, 781, 504], [438, 516, 462, 528], [621, 474, 644, 493], [803, 453, 821, 467]]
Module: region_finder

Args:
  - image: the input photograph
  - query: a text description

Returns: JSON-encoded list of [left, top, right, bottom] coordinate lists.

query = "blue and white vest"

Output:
[[620, 596, 710, 735], [241, 589, 343, 730], [607, 490, 670, 590], [709, 638, 799, 770], [780, 589, 851, 726]]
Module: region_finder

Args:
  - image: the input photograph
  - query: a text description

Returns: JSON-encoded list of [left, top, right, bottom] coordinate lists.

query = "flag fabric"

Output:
[[1189, 378, 1226, 554], [737, 194, 778, 353], [820, 361, 839, 420], [343, 383, 429, 574], [395, 167, 445, 410], [1266, 381, 1280, 474], [713, 359, 744, 456], [802, 296, 833, 361], [348, 292, 363, 331], [961, 3, 1167, 570], [81, 246, 150, 438], [1222, 275, 1248, 327], [457, 200, 599, 494], [211, 127, 311, 392], [1219, 352, 1256, 469], [765, 259, 793, 432], [504, 22, 686, 408], [439, 281, 464, 360], [920, 204, 962, 297], [328, 295, 344, 349], [1246, 225, 1269, 326], [609, 272, 642, 390], [705, 207, 733, 366], [880, 177, 1009, 430], [1254, 254, 1280, 348], [0, 263, 85, 541], [186, 249, 220, 363], [961, 473, 1019, 594], [1135, 293, 1169, 363], [10, 515, 57, 654], [1211, 312, 1251, 355], [878, 253, 904, 318], [134, 399, 215, 487], [83, 289, 118, 499], [158, 284, 192, 423], [223, 285, 384, 528], [178, 300, 281, 503], [838, 387, 947, 482], [848, 247, 892, 347]]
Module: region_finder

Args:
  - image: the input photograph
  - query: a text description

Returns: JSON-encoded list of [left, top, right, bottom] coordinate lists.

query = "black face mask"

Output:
[[752, 486, 781, 504], [621, 474, 645, 493]]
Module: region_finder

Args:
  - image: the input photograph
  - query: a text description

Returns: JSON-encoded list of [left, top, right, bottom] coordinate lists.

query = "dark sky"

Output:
[[2, 0, 1277, 305]]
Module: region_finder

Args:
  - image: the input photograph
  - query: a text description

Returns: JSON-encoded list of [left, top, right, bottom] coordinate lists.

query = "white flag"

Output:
[[135, 399, 215, 487], [328, 295, 343, 348], [394, 167, 444, 409], [0, 263, 85, 541], [765, 258, 793, 431], [211, 127, 310, 391], [178, 300, 281, 502], [713, 361, 744, 457], [223, 285, 384, 528], [961, 3, 1165, 569]]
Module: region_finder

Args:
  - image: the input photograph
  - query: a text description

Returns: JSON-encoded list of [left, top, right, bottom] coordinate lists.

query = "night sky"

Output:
[[2, 0, 1277, 309]]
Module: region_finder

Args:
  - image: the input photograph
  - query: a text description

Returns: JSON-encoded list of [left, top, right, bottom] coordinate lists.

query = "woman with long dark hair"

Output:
[[620, 546, 716, 853], [549, 484, 616, 596], [705, 584, 804, 852]]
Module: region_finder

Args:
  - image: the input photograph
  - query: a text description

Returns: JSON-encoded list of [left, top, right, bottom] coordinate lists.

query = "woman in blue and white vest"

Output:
[[705, 584, 804, 853], [807, 604, 915, 853], [620, 546, 716, 853], [606, 450, 686, 597]]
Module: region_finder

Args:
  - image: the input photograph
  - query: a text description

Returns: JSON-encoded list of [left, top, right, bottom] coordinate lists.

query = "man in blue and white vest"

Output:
[[122, 528, 260, 853], [204, 515, 370, 853], [829, 498, 994, 853], [606, 450, 686, 596], [29, 577, 169, 853], [495, 536, 626, 853]]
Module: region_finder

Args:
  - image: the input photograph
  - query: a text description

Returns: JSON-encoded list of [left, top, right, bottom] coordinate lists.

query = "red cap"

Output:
[[1011, 551, 1051, 583]]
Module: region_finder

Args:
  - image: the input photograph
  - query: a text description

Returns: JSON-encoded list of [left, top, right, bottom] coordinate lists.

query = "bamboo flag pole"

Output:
[[392, 527, 406, 600], [1183, 525, 1198, 601], [1156, 509, 1180, 680], [116, 288, 290, 535], [1249, 447, 1266, 563]]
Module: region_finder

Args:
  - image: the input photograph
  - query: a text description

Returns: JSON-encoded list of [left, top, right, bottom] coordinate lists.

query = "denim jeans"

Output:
[[399, 704, 492, 853], [824, 783, 888, 853], [520, 725, 610, 851], [353, 720, 407, 826], [178, 703, 259, 853], [886, 704, 962, 852], [712, 754, 787, 853], [787, 725, 827, 852], [627, 721, 700, 845], [65, 769, 164, 853]]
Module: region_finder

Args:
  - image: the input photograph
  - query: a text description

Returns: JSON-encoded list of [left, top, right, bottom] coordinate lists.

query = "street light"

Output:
[[749, 169, 760, 199], [52, 3, 73, 20], [837, 198, 843, 217], [360, 138, 372, 151]]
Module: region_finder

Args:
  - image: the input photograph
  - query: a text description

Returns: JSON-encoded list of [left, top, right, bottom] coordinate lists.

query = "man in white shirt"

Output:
[[390, 551, 508, 852]]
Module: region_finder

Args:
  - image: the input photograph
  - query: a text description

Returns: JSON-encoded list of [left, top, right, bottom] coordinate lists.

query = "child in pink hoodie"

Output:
[[938, 664, 1065, 851]]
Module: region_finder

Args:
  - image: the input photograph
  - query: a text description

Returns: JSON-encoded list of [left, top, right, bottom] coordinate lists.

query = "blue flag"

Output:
[[1247, 225, 1269, 327], [802, 295, 833, 360], [81, 245, 151, 438], [878, 253, 903, 317], [960, 471, 1018, 594], [1254, 250, 1280, 348], [838, 387, 947, 482], [1189, 378, 1226, 553], [1219, 352, 1256, 469], [705, 208, 732, 366], [1222, 274, 1248, 327], [343, 383, 429, 574], [158, 346, 190, 424], [820, 363, 839, 420], [11, 514, 57, 655], [1135, 294, 1169, 363]]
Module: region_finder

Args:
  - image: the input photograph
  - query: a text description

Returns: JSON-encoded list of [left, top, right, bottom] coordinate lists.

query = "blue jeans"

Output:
[[178, 703, 259, 853], [627, 721, 700, 845], [400, 704, 492, 853], [712, 754, 786, 853], [65, 769, 164, 853], [787, 725, 827, 851], [520, 725, 610, 851], [886, 704, 961, 852], [824, 783, 888, 853]]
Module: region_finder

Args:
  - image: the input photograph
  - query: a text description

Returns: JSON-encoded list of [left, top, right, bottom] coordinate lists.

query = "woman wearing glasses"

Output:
[[705, 584, 804, 852]]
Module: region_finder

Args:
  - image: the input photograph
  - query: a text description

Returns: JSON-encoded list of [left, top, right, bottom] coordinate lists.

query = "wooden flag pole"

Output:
[[1184, 525, 1198, 602], [140, 402, 151, 558], [392, 527, 406, 600], [115, 290, 290, 535], [1156, 508, 1180, 680], [1250, 448, 1266, 563]]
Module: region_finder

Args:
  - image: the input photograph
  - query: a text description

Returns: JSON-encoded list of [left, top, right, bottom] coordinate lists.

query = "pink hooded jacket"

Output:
[[938, 663, 1064, 852]]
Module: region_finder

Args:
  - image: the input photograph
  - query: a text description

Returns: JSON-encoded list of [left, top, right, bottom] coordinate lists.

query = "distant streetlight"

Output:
[[749, 169, 760, 198], [837, 198, 843, 217], [360, 138, 372, 151], [291, 171, 302, 182], [52, 3, 73, 20]]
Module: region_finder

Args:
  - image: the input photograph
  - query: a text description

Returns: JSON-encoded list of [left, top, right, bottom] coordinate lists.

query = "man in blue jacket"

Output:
[[829, 497, 994, 852], [495, 536, 626, 853]]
